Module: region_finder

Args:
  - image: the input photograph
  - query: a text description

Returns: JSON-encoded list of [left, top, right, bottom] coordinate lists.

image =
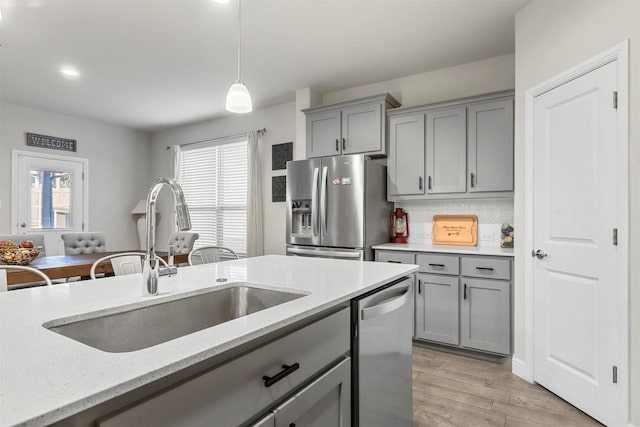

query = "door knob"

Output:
[[20, 222, 26, 228], [531, 249, 548, 259]]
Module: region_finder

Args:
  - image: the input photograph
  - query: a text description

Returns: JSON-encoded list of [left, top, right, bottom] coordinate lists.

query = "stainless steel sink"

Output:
[[44, 284, 307, 353]]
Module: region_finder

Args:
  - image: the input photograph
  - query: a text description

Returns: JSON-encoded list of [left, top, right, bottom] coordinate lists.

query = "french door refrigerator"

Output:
[[286, 154, 391, 261]]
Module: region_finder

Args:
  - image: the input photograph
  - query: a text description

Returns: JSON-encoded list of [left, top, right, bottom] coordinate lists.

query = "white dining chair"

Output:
[[89, 252, 169, 280], [0, 265, 53, 292], [188, 246, 240, 266]]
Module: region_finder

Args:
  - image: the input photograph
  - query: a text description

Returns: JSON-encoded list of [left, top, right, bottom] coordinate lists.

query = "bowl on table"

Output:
[[0, 247, 41, 265]]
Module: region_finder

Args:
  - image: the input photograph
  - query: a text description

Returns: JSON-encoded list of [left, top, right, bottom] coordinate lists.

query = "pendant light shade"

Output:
[[225, 0, 252, 113], [225, 80, 253, 113]]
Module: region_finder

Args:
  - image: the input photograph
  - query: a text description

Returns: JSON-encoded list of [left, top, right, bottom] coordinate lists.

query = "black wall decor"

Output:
[[272, 176, 286, 202], [272, 142, 293, 170]]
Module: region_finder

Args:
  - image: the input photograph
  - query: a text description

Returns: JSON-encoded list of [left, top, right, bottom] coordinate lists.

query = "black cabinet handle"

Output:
[[342, 137, 346, 151], [470, 172, 475, 187], [464, 284, 467, 300], [428, 176, 432, 190], [290, 424, 296, 427], [475, 267, 494, 271], [418, 279, 422, 294], [263, 363, 300, 387], [428, 263, 445, 268], [419, 176, 423, 190], [335, 139, 339, 151], [387, 260, 401, 264]]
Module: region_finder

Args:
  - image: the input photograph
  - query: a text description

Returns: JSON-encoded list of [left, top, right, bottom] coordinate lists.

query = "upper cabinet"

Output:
[[387, 91, 514, 201], [303, 94, 400, 159]]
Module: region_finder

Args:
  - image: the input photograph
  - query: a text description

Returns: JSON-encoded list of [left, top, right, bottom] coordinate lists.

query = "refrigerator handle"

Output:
[[320, 166, 328, 236], [311, 167, 320, 237]]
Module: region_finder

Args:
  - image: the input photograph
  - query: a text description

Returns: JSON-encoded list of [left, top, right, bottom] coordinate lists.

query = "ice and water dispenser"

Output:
[[290, 200, 313, 237]]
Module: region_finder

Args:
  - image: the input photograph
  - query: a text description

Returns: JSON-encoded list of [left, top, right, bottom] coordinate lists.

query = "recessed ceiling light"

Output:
[[213, 0, 230, 4], [59, 66, 80, 78]]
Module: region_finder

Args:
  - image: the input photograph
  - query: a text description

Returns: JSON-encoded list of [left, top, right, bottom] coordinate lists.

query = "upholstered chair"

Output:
[[167, 232, 199, 255], [61, 232, 107, 255]]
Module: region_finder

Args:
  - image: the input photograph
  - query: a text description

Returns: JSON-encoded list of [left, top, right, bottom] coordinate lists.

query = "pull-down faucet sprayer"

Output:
[[142, 178, 191, 296]]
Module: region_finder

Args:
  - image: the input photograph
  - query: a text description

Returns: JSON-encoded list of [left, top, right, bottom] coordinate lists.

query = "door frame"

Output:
[[522, 41, 629, 425], [11, 149, 89, 238]]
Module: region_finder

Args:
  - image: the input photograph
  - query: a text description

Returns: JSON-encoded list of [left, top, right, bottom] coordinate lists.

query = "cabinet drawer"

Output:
[[98, 309, 350, 427], [416, 253, 459, 275], [376, 250, 415, 264], [461, 256, 510, 280]]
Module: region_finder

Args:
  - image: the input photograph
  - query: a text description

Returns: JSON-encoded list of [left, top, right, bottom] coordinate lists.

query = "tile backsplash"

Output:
[[396, 199, 514, 247]]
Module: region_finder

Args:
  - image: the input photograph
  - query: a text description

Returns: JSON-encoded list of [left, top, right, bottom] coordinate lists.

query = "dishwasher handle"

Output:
[[361, 285, 411, 320]]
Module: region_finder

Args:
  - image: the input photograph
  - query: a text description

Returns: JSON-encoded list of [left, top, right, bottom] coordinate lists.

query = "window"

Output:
[[177, 139, 248, 257]]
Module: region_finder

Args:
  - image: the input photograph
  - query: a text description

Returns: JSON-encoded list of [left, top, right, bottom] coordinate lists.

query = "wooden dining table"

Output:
[[4, 251, 188, 286]]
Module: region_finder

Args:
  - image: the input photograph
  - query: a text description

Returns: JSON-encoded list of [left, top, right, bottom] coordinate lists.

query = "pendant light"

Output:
[[225, 0, 252, 113]]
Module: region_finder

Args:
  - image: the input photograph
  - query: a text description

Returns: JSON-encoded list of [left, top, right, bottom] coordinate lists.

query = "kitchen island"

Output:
[[0, 255, 416, 426]]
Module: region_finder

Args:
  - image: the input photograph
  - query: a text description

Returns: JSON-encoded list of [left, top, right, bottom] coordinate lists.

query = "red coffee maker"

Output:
[[389, 208, 409, 243]]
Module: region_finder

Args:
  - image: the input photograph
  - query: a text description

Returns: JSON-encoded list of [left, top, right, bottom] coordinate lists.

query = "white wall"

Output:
[[149, 101, 296, 255], [515, 1, 640, 423], [0, 102, 150, 252]]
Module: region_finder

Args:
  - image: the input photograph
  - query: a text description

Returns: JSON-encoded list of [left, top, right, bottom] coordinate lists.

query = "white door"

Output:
[[12, 151, 88, 255], [532, 61, 619, 425]]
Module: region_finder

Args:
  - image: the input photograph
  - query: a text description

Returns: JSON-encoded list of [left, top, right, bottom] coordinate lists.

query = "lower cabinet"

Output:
[[97, 309, 350, 427], [416, 273, 459, 345], [271, 357, 350, 427], [376, 249, 513, 356]]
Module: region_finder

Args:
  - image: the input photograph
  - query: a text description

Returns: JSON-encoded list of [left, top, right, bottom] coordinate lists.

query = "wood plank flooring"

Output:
[[412, 345, 603, 427]]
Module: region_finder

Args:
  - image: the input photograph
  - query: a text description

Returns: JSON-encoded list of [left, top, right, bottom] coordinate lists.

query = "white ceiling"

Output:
[[0, 0, 529, 132]]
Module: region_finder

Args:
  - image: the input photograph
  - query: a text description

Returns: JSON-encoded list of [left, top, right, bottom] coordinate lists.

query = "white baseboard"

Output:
[[511, 356, 534, 382], [628, 423, 638, 427]]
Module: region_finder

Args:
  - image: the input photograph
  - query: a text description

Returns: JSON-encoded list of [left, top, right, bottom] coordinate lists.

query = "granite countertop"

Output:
[[0, 255, 417, 427], [372, 242, 514, 257]]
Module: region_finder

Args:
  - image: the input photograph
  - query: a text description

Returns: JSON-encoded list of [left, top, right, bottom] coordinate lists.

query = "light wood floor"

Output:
[[412, 345, 603, 426]]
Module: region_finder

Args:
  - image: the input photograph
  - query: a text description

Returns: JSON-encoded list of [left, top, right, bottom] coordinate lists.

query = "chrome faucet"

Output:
[[142, 178, 191, 296]]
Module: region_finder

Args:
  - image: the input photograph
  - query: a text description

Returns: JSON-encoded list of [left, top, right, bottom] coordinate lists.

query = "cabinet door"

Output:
[[415, 273, 459, 345], [388, 113, 425, 196], [425, 107, 467, 194], [306, 110, 341, 158], [467, 99, 514, 192], [460, 278, 511, 355], [273, 357, 351, 427], [341, 102, 382, 154]]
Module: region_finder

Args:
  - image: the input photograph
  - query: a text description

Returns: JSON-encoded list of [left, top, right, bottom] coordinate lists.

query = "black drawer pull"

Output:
[[428, 263, 445, 267], [475, 267, 494, 271], [464, 284, 468, 300], [263, 363, 300, 387], [387, 260, 402, 264], [418, 279, 422, 294]]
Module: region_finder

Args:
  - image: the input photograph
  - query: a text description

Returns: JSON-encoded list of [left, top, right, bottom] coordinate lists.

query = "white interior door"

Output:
[[12, 150, 88, 255], [532, 60, 620, 425]]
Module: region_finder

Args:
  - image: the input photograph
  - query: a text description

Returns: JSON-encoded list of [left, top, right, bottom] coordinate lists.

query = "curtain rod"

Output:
[[166, 128, 266, 150]]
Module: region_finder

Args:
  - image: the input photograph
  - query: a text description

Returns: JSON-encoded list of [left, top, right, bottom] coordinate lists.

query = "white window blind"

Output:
[[178, 139, 248, 257]]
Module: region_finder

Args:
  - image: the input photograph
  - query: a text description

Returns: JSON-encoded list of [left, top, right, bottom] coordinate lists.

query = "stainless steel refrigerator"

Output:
[[285, 154, 391, 261]]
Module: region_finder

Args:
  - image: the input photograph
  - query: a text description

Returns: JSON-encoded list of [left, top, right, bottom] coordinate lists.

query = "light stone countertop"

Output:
[[372, 242, 514, 257], [0, 255, 417, 427]]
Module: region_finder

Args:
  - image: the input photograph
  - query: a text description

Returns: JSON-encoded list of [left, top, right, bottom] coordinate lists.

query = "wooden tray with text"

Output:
[[432, 215, 478, 246]]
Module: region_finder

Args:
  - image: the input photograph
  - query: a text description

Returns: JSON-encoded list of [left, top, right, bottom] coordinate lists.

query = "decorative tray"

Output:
[[432, 215, 478, 246]]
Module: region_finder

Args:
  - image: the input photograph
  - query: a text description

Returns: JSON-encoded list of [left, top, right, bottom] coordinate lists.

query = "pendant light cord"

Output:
[[237, 0, 242, 82]]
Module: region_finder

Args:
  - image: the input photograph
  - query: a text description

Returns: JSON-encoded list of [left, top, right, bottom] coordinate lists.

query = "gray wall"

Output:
[[0, 101, 151, 252], [515, 1, 640, 422]]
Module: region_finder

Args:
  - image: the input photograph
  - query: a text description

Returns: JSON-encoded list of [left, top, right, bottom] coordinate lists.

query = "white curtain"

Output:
[[247, 131, 264, 257]]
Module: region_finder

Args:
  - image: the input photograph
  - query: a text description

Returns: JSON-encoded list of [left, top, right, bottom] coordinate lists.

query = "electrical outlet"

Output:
[[480, 232, 494, 241], [419, 231, 431, 240]]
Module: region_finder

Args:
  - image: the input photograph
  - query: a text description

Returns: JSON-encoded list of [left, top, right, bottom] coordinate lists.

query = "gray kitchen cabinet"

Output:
[[467, 99, 514, 193], [386, 91, 514, 201], [460, 278, 511, 355], [375, 248, 513, 356], [306, 109, 342, 158], [416, 273, 459, 345], [272, 357, 351, 427], [388, 113, 425, 196], [303, 94, 400, 159], [97, 309, 350, 427], [425, 107, 467, 194]]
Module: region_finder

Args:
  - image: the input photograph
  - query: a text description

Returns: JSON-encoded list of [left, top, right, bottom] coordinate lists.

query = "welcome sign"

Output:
[[26, 132, 77, 152]]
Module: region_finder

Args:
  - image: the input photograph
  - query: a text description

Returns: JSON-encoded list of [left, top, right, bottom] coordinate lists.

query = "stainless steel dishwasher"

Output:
[[351, 277, 413, 427]]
